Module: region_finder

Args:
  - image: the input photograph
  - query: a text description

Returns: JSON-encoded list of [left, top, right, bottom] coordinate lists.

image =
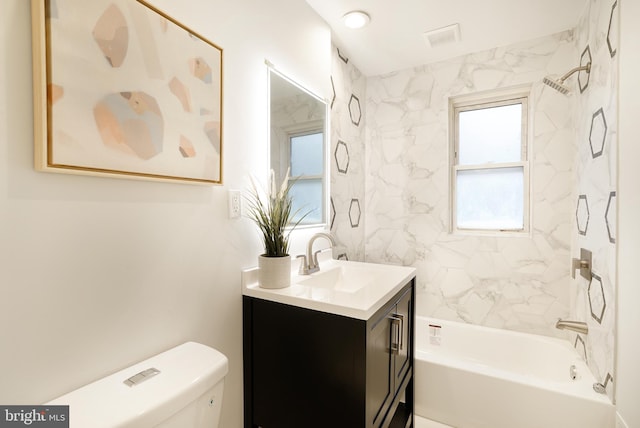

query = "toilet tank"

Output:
[[46, 342, 229, 427]]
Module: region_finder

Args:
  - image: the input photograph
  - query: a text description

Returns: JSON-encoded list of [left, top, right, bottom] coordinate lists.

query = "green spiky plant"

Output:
[[246, 168, 308, 257]]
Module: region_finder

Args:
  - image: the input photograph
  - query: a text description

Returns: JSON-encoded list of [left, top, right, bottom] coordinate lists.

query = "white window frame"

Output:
[[449, 86, 531, 236]]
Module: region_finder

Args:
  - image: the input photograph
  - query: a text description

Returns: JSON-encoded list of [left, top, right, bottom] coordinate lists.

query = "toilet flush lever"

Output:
[[572, 248, 592, 280]]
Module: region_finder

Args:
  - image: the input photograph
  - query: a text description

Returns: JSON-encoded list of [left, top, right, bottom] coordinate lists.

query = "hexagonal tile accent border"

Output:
[[337, 253, 349, 261], [574, 335, 587, 362], [588, 273, 606, 324], [576, 195, 590, 236], [337, 48, 349, 64], [589, 107, 607, 158], [329, 76, 336, 109], [330, 76, 336, 110], [330, 197, 336, 231], [579, 45, 592, 94], [335, 140, 350, 174], [349, 94, 362, 126], [605, 191, 616, 244], [349, 198, 361, 228], [607, 1, 619, 58]]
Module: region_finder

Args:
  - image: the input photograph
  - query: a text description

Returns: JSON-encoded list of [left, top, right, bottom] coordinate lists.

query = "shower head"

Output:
[[543, 62, 592, 95], [543, 76, 571, 95]]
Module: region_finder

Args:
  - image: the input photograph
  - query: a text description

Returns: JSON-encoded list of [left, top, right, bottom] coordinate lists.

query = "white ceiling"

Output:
[[305, 0, 588, 76]]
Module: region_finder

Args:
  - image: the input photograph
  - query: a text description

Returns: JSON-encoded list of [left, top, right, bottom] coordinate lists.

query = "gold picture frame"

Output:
[[31, 0, 223, 184]]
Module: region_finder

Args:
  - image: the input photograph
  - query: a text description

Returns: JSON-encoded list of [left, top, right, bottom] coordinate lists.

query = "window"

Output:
[[289, 128, 325, 225], [450, 89, 529, 234]]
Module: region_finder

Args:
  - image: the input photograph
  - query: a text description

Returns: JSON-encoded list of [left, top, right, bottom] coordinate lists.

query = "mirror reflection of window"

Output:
[[269, 67, 327, 227], [290, 129, 324, 224]]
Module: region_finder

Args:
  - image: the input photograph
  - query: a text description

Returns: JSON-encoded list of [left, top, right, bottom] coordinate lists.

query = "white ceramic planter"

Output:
[[258, 254, 291, 289]]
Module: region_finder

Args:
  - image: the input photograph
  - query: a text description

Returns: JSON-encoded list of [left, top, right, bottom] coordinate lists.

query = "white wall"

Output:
[[615, 0, 640, 425], [0, 1, 330, 426]]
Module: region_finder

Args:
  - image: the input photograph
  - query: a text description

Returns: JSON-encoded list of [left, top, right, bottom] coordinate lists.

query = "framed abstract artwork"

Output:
[[31, 0, 223, 184]]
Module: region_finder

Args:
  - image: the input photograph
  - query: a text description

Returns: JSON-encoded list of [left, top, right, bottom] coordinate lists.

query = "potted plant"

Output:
[[246, 168, 307, 289]]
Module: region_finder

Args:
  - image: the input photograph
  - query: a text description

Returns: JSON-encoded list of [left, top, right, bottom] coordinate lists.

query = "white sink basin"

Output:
[[296, 265, 377, 293]]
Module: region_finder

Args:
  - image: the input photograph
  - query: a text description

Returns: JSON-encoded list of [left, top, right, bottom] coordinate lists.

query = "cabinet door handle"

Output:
[[394, 313, 404, 351], [390, 314, 403, 355]]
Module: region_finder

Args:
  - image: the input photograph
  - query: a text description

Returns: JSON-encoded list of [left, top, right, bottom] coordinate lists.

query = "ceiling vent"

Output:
[[423, 23, 461, 48]]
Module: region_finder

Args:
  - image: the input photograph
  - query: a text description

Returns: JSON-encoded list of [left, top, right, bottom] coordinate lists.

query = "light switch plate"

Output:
[[228, 190, 242, 218]]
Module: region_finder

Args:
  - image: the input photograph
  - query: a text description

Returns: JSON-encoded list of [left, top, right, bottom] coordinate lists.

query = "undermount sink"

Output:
[[296, 264, 377, 293]]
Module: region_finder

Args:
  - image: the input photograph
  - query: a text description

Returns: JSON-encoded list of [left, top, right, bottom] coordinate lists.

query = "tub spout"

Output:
[[555, 319, 588, 335]]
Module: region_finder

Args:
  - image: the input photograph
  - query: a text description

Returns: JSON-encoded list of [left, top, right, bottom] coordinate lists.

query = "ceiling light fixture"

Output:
[[342, 11, 370, 29]]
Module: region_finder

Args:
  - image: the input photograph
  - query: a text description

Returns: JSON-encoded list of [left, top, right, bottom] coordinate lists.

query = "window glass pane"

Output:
[[458, 103, 522, 165], [291, 132, 323, 176], [290, 179, 323, 224], [456, 167, 524, 230]]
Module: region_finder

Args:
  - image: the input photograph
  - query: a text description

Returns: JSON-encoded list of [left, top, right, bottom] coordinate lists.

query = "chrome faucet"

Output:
[[297, 232, 336, 275], [555, 319, 588, 335]]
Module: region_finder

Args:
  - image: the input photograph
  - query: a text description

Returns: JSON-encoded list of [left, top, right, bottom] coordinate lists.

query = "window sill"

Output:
[[450, 228, 532, 238]]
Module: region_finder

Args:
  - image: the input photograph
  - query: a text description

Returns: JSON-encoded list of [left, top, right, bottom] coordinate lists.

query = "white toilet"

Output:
[[46, 342, 229, 427]]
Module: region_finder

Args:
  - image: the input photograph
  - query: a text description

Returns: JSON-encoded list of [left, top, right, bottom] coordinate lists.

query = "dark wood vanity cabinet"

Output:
[[243, 279, 415, 428]]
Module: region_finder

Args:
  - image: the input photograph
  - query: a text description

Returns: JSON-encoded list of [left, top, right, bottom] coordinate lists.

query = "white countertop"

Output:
[[241, 253, 416, 320]]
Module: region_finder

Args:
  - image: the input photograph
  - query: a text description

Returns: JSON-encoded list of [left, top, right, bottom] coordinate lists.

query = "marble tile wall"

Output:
[[364, 31, 579, 338], [329, 46, 367, 260], [571, 0, 618, 401]]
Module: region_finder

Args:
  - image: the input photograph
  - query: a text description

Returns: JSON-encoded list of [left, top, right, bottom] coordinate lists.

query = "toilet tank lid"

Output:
[[46, 342, 229, 428]]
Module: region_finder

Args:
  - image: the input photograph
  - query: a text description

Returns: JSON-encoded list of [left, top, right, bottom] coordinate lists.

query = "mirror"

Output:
[[269, 67, 328, 226]]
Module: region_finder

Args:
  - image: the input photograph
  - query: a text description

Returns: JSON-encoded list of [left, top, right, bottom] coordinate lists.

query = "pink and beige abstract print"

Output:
[[42, 0, 223, 182]]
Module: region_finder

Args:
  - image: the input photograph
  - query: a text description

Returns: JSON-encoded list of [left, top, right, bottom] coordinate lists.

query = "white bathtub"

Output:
[[414, 316, 614, 428]]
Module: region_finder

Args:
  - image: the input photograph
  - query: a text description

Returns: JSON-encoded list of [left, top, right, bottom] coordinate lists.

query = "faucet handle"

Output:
[[296, 254, 309, 275], [571, 248, 592, 280]]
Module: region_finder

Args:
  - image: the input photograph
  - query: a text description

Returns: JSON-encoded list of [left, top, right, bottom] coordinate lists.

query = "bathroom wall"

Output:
[[0, 0, 330, 426], [616, 1, 640, 425], [329, 45, 367, 260], [571, 0, 619, 402], [364, 31, 578, 337]]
